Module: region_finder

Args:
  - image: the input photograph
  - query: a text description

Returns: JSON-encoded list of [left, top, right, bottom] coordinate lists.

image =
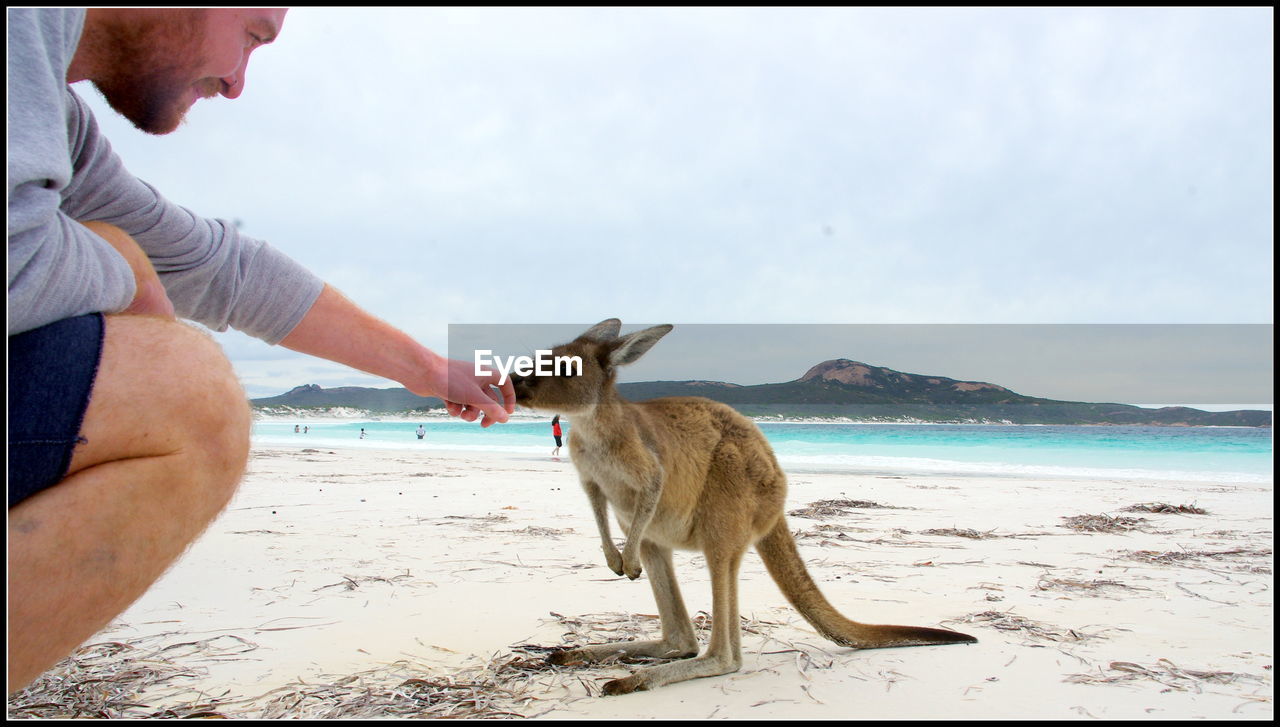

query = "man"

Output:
[[7, 8, 515, 692]]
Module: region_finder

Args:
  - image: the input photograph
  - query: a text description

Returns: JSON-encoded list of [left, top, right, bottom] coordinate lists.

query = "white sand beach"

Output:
[[9, 442, 1273, 719]]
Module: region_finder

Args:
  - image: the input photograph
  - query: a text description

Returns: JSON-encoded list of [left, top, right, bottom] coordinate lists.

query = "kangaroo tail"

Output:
[[756, 518, 976, 649]]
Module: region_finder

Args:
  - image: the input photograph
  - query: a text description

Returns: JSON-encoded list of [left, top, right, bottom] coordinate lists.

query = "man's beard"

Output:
[[91, 10, 211, 135]]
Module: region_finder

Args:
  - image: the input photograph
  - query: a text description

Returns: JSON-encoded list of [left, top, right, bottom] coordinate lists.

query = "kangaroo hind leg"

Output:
[[601, 532, 747, 695], [548, 540, 698, 667]]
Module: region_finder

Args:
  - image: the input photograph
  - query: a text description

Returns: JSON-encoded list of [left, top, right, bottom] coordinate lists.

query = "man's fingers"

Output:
[[474, 392, 509, 425], [499, 377, 517, 413], [442, 359, 514, 426]]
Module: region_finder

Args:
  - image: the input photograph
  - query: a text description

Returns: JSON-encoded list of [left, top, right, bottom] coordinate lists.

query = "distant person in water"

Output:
[[551, 415, 563, 457], [359, 428, 367, 440], [416, 424, 426, 440]]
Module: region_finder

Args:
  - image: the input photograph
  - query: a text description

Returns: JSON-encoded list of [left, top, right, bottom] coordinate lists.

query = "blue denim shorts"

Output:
[[8, 313, 105, 509]]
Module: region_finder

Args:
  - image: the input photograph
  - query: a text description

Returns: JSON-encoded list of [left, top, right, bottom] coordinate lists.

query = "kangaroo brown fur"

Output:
[[509, 319, 975, 695]]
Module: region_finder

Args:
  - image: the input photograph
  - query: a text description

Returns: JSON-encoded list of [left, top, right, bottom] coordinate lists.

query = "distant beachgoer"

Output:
[[416, 424, 426, 440], [551, 415, 563, 457], [303, 426, 308, 434], [294, 424, 300, 433], [359, 428, 367, 440]]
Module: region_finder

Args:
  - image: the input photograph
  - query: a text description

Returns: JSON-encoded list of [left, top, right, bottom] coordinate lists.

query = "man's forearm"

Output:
[[276, 284, 443, 394], [276, 284, 513, 425]]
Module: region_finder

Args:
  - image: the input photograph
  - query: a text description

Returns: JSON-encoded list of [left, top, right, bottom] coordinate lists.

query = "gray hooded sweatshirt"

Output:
[[7, 8, 324, 343]]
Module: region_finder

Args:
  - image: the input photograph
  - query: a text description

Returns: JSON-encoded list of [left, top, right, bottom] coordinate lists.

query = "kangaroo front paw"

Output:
[[621, 551, 643, 580], [604, 546, 624, 576]]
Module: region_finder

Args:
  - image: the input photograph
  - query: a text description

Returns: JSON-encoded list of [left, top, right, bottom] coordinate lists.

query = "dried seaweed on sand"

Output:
[[1118, 547, 1272, 574], [1064, 658, 1269, 693], [251, 659, 533, 719], [505, 525, 575, 539], [313, 571, 414, 592], [1036, 575, 1146, 594], [1120, 502, 1209, 515], [921, 527, 1001, 539], [792, 522, 861, 543], [1060, 513, 1148, 533], [788, 499, 899, 520], [956, 610, 1099, 643], [7, 634, 257, 719], [440, 513, 510, 523]]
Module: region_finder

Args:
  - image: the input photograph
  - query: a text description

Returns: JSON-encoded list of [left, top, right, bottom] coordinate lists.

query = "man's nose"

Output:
[[220, 54, 252, 99], [220, 73, 243, 99]]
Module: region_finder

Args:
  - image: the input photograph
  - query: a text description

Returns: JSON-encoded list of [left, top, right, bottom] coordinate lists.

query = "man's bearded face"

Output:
[[92, 10, 214, 135]]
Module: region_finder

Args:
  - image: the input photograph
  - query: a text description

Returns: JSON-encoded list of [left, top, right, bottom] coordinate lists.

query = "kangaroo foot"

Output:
[[600, 653, 741, 696], [546, 639, 698, 667]]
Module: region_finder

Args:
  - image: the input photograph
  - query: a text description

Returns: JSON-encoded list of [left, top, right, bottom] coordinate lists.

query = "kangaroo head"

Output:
[[510, 319, 674, 415]]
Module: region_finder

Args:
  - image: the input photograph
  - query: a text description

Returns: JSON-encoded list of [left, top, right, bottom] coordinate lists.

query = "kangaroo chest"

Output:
[[569, 428, 703, 549], [571, 426, 662, 504], [570, 436, 655, 509]]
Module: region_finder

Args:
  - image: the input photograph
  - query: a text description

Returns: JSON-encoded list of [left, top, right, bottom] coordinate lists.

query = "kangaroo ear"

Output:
[[609, 324, 673, 367], [579, 318, 622, 342]]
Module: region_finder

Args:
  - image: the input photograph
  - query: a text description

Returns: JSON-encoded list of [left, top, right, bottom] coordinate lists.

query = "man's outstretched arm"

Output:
[[77, 223, 513, 426], [277, 284, 515, 427]]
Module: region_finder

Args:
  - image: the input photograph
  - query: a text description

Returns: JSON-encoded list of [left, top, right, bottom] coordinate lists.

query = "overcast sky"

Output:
[[74, 7, 1274, 403]]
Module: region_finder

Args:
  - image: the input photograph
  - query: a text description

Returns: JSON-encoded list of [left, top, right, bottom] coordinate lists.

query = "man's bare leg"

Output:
[[7, 315, 251, 693]]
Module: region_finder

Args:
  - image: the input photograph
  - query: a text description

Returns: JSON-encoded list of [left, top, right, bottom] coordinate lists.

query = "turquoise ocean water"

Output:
[[253, 417, 1272, 484]]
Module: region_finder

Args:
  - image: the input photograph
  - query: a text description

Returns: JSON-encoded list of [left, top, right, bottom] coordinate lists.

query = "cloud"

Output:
[[72, 8, 1273, 397]]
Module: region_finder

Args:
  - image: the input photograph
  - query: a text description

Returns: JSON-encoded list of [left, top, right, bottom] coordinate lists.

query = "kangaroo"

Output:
[[508, 319, 975, 695]]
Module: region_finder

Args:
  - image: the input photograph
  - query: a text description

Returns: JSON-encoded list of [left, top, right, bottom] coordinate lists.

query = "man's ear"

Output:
[[608, 324, 673, 367], [579, 318, 622, 342]]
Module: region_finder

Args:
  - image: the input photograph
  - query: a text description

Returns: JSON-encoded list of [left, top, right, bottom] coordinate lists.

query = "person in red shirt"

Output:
[[551, 415, 563, 457]]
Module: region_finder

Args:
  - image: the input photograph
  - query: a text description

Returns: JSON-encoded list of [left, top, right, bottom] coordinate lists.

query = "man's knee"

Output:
[[68, 316, 251, 492], [170, 322, 251, 476]]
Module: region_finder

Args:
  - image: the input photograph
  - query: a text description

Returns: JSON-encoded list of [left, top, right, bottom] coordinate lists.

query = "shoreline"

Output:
[[10, 444, 1273, 719], [247, 431, 1273, 486], [252, 408, 1274, 428]]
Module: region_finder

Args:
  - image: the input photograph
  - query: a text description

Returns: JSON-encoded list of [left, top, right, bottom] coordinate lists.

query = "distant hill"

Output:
[[617, 359, 1271, 426], [251, 384, 443, 412], [250, 359, 1272, 427]]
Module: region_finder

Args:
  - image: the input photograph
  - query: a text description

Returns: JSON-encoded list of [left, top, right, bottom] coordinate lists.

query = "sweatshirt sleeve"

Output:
[[6, 8, 136, 336], [58, 90, 325, 344]]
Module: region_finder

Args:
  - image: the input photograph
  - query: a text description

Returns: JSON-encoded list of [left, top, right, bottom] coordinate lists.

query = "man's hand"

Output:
[[81, 221, 175, 319], [435, 355, 516, 428]]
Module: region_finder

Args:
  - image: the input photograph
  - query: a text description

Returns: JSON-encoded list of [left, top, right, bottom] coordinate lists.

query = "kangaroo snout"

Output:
[[505, 370, 538, 405], [508, 370, 545, 404]]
